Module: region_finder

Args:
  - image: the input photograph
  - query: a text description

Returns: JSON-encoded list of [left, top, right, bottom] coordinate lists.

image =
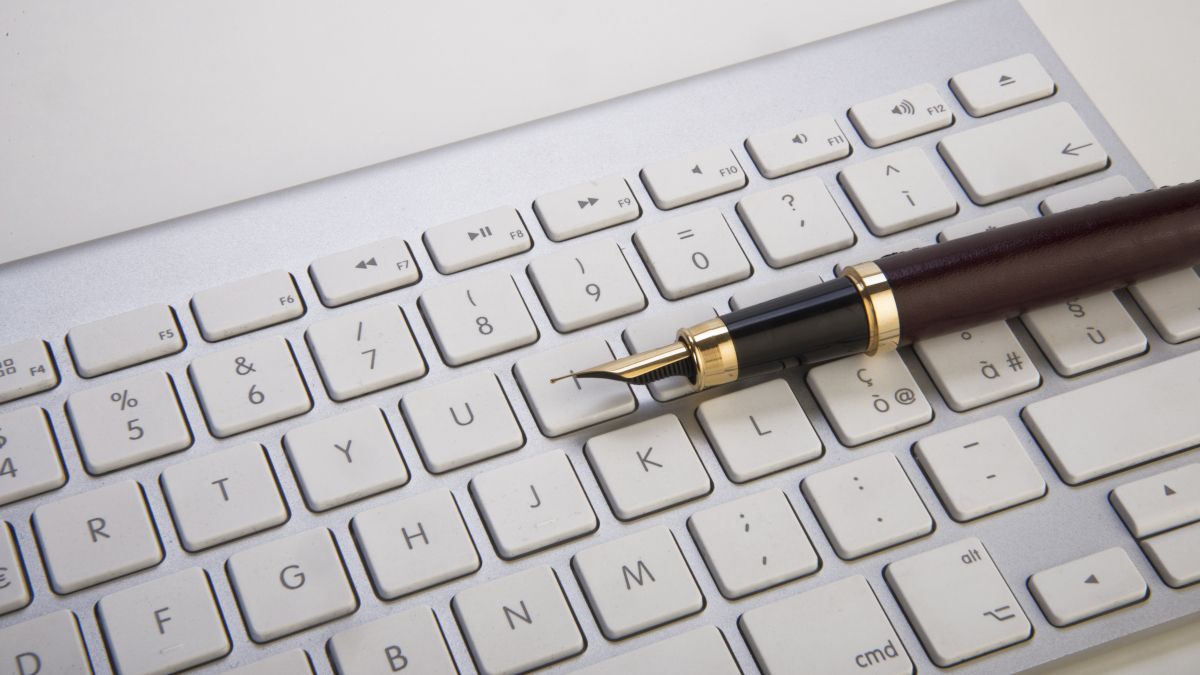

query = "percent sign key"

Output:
[[111, 389, 139, 410]]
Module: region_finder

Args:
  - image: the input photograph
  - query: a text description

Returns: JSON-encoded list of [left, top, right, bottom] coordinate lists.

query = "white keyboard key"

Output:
[[226, 527, 358, 642], [352, 488, 480, 599], [1111, 463, 1200, 538], [1023, 351, 1200, 484], [191, 270, 304, 341], [452, 566, 584, 675], [914, 417, 1046, 521], [572, 526, 704, 639], [1028, 548, 1147, 627], [527, 239, 646, 331], [0, 611, 92, 675], [189, 336, 312, 437], [950, 54, 1055, 116], [229, 650, 314, 675], [329, 606, 457, 675], [885, 537, 1031, 666], [0, 523, 31, 614], [0, 407, 66, 506], [688, 489, 819, 598], [745, 114, 852, 178], [305, 304, 426, 400], [641, 146, 747, 209], [401, 371, 524, 473], [424, 207, 531, 274], [1022, 292, 1146, 376], [1141, 522, 1200, 588], [67, 371, 192, 474], [1041, 175, 1134, 214], [938, 206, 1028, 241], [634, 208, 752, 299], [838, 147, 958, 235], [470, 449, 597, 559], [513, 338, 636, 437], [418, 270, 539, 366], [533, 175, 641, 241], [802, 452, 933, 559], [0, 339, 58, 404], [849, 83, 953, 147], [697, 378, 822, 482], [740, 575, 913, 675], [585, 414, 711, 520], [939, 102, 1108, 204], [806, 351, 933, 446], [1130, 267, 1200, 344], [161, 443, 289, 551], [577, 625, 740, 675], [736, 177, 856, 267], [914, 320, 1040, 411], [728, 271, 823, 311], [32, 480, 163, 593], [283, 406, 409, 511], [308, 236, 420, 307], [623, 303, 719, 401], [97, 567, 230, 675], [67, 304, 184, 377]]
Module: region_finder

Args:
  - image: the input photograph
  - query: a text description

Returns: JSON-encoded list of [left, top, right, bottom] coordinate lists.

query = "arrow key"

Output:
[[1111, 463, 1200, 538], [1028, 548, 1147, 627]]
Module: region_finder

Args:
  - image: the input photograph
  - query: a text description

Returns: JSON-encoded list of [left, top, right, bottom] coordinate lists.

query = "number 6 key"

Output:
[[188, 336, 312, 437]]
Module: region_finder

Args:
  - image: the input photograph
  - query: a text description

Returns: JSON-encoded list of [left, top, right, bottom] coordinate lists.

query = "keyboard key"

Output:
[[849, 83, 954, 147], [641, 146, 747, 209], [191, 270, 305, 341], [67, 303, 184, 377], [67, 370, 192, 474], [688, 489, 819, 598], [513, 338, 636, 437], [802, 452, 933, 559], [950, 54, 1055, 116], [939, 102, 1108, 204], [838, 147, 958, 235], [1028, 548, 1147, 627], [0, 407, 66, 506], [533, 175, 641, 241], [424, 207, 531, 274], [97, 567, 230, 674], [188, 336, 312, 437], [740, 575, 913, 675], [1130, 267, 1200, 344], [736, 177, 856, 267], [0, 339, 58, 404], [329, 606, 458, 675], [577, 625, 740, 675], [623, 303, 719, 401], [161, 443, 289, 551], [0, 523, 31, 614], [913, 320, 1040, 411], [418, 270, 539, 366], [0, 611, 92, 675], [305, 304, 426, 400], [728, 271, 823, 311], [696, 378, 822, 482], [32, 480, 163, 593], [1040, 174, 1134, 214], [938, 206, 1029, 241], [806, 351, 933, 446], [308, 236, 420, 307], [400, 371, 524, 473], [585, 414, 711, 520], [1022, 292, 1146, 376], [745, 113, 852, 178], [527, 239, 646, 332], [914, 417, 1046, 521], [572, 526, 704, 639], [470, 449, 597, 559], [634, 208, 752, 299], [229, 650, 314, 675], [885, 537, 1031, 666], [1141, 522, 1200, 588], [352, 488, 480, 599], [226, 527, 358, 642], [283, 406, 409, 511], [452, 566, 584, 675], [1111, 463, 1200, 538], [1023, 351, 1200, 484]]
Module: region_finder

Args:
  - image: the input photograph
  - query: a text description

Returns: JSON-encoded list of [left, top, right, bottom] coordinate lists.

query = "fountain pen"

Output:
[[561, 180, 1200, 391]]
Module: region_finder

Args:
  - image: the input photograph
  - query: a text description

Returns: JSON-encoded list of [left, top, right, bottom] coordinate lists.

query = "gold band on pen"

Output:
[[841, 261, 901, 355], [678, 317, 738, 390]]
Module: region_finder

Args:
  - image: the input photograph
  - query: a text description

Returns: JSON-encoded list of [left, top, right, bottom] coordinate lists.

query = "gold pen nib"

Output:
[[550, 341, 694, 386]]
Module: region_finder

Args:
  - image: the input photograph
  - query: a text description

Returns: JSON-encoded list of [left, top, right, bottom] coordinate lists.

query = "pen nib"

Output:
[[550, 341, 695, 387]]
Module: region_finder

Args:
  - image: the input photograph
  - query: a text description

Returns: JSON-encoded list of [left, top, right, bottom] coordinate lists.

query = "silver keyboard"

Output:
[[2, 1, 1199, 673]]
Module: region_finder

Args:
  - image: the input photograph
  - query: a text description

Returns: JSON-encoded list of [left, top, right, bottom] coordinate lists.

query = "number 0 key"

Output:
[[188, 336, 312, 437]]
